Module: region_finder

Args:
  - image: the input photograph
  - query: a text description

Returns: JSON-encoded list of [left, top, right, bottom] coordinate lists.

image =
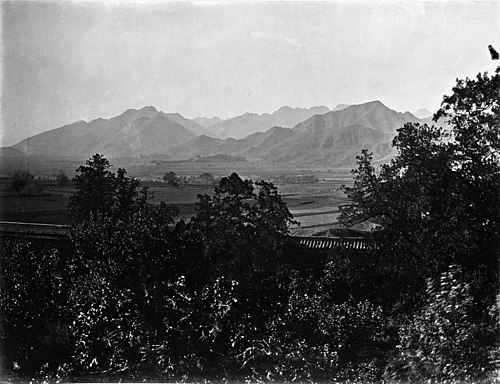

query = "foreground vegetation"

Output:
[[1, 59, 499, 383]]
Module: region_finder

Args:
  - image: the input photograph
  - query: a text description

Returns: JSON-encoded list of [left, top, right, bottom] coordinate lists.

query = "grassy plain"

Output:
[[0, 157, 354, 234]]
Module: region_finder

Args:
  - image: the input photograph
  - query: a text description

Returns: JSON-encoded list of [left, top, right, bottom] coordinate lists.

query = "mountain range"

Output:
[[168, 101, 433, 164], [412, 108, 433, 119], [7, 101, 437, 165], [192, 116, 223, 128], [13, 107, 197, 158], [207, 105, 335, 139]]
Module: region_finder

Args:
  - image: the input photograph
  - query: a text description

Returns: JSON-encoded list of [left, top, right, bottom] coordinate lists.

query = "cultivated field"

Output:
[[0, 157, 355, 235]]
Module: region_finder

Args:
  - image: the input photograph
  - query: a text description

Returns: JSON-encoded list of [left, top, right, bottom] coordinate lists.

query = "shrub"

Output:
[[390, 264, 496, 382], [55, 170, 69, 186], [0, 240, 71, 379]]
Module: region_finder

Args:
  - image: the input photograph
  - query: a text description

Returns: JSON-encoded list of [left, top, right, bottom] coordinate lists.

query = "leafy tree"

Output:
[[198, 172, 215, 184], [67, 196, 258, 379], [433, 64, 500, 271], [69, 154, 150, 222], [55, 170, 69, 186], [8, 171, 43, 195], [230, 273, 387, 382], [163, 171, 178, 186], [339, 49, 500, 379], [183, 173, 301, 375], [189, 173, 296, 284], [69, 155, 115, 220], [340, 58, 500, 302], [0, 240, 72, 379], [9, 170, 33, 192], [67, 202, 187, 378], [390, 265, 497, 382]]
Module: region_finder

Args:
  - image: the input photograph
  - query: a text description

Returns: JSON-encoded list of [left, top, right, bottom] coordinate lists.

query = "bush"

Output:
[[163, 171, 178, 186], [55, 170, 69, 186], [230, 274, 388, 382], [388, 264, 497, 382], [0, 240, 72, 379], [68, 272, 198, 379], [197, 172, 215, 184], [8, 171, 44, 195]]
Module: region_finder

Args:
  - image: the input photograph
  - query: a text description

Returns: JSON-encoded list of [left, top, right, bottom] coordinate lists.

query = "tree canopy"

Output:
[[68, 154, 150, 222], [340, 58, 499, 311], [2, 49, 499, 383], [162, 171, 178, 186]]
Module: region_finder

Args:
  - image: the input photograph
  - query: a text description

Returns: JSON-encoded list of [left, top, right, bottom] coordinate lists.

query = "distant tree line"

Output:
[[192, 154, 246, 163], [150, 154, 246, 166], [274, 174, 320, 184], [8, 171, 44, 195], [162, 171, 216, 186], [1, 52, 499, 382], [7, 169, 70, 195]]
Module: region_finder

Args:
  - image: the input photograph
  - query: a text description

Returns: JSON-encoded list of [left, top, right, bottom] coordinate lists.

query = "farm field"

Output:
[[0, 157, 355, 235], [0, 155, 352, 179]]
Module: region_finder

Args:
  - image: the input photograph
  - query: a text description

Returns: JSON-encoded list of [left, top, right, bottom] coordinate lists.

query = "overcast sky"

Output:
[[1, 1, 498, 146]]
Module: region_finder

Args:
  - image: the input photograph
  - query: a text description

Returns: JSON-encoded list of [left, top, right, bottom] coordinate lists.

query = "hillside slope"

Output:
[[209, 106, 331, 139], [169, 101, 430, 165], [13, 107, 195, 158]]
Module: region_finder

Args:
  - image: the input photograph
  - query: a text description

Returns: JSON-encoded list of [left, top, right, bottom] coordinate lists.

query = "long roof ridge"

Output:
[[0, 221, 375, 249]]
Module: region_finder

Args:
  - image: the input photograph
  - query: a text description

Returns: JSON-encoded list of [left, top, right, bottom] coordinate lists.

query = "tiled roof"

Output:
[[0, 222, 374, 250], [292, 236, 375, 250], [0, 221, 70, 240]]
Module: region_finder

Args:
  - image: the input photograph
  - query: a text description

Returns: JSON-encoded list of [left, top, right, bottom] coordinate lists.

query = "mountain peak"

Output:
[[345, 100, 392, 113], [363, 100, 386, 107], [140, 105, 158, 112], [275, 105, 330, 114], [412, 108, 433, 119], [276, 106, 293, 112], [118, 106, 159, 121], [138, 106, 159, 117], [193, 116, 224, 128], [332, 104, 349, 112], [12, 105, 196, 158]]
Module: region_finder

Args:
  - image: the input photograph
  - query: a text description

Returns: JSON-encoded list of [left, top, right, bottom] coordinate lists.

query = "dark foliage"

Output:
[[340, 53, 500, 379], [340, 69, 499, 295], [0, 240, 72, 380], [1, 49, 499, 382], [55, 170, 70, 186], [198, 172, 215, 184], [68, 154, 151, 222], [386, 265, 497, 382], [162, 171, 178, 186], [9, 171, 44, 195]]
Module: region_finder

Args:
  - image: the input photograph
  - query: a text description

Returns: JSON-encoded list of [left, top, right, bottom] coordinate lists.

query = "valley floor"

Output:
[[0, 159, 354, 235]]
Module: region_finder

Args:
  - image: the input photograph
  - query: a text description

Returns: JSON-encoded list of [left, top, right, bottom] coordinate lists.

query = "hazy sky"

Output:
[[1, 1, 499, 146]]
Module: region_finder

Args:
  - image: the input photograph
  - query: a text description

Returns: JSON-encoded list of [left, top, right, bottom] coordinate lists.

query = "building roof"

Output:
[[0, 221, 70, 240], [0, 221, 375, 250], [294, 236, 375, 250]]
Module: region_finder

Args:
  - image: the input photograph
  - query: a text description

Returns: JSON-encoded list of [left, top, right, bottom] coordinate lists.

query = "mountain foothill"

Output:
[[4, 101, 439, 165]]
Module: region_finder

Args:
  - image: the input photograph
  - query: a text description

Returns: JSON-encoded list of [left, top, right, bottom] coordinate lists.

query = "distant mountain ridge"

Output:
[[332, 104, 350, 112], [412, 108, 433, 119], [272, 100, 417, 164], [208, 105, 332, 139], [9, 101, 437, 165], [193, 116, 223, 128], [13, 106, 196, 158], [10, 104, 338, 158], [168, 101, 433, 165]]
